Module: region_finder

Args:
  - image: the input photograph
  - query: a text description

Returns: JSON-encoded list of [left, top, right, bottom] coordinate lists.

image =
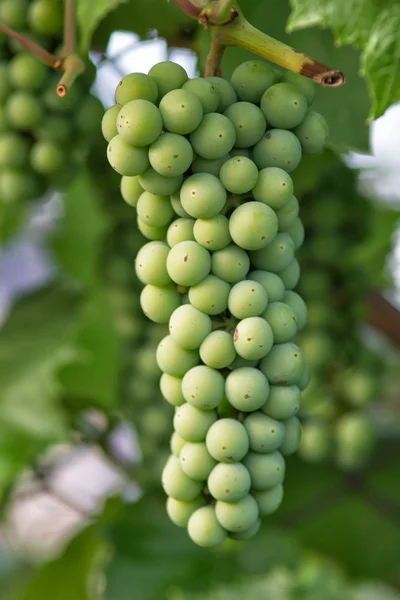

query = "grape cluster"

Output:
[[0, 0, 102, 207], [102, 59, 328, 546]]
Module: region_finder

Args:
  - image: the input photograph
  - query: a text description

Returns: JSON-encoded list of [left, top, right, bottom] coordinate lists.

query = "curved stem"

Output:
[[0, 22, 58, 67], [172, 0, 204, 18], [204, 38, 225, 76]]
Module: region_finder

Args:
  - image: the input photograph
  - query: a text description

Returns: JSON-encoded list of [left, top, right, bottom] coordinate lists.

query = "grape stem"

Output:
[[0, 22, 60, 67], [56, 54, 85, 97], [63, 0, 76, 56]]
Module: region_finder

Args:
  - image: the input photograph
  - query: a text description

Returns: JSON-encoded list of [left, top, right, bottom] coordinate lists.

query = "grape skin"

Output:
[[188, 274, 230, 315], [262, 385, 301, 420], [135, 241, 171, 286], [174, 403, 217, 442], [156, 335, 199, 377], [243, 451, 285, 490], [244, 412, 286, 453], [140, 285, 181, 324], [208, 463, 251, 502], [179, 442, 216, 480], [193, 214, 232, 251], [190, 113, 236, 160], [234, 317, 274, 361], [261, 82, 308, 129], [253, 484, 284, 515], [215, 494, 259, 532], [280, 416, 302, 455], [211, 244, 250, 283], [167, 497, 204, 528], [225, 367, 269, 412], [207, 76, 237, 112], [160, 373, 185, 407], [167, 218, 195, 247], [167, 240, 211, 287], [117, 99, 162, 146], [139, 168, 183, 196], [249, 232, 295, 273], [149, 132, 193, 178], [115, 72, 158, 105], [253, 129, 302, 173], [120, 176, 143, 207], [188, 506, 227, 547], [219, 156, 259, 194], [169, 304, 212, 350], [263, 301, 298, 344], [259, 342, 305, 385], [162, 455, 203, 501], [170, 431, 187, 456], [182, 78, 219, 114], [182, 365, 225, 410], [200, 330, 236, 369], [252, 167, 294, 209], [149, 61, 188, 99], [101, 104, 120, 142], [206, 418, 249, 463], [107, 134, 149, 176], [228, 280, 268, 319], [224, 102, 266, 148], [159, 88, 203, 135], [137, 191, 174, 228], [231, 60, 277, 103], [180, 173, 226, 219]]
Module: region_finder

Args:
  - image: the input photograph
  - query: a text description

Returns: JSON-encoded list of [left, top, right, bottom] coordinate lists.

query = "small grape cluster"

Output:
[[0, 0, 102, 206], [102, 59, 328, 546]]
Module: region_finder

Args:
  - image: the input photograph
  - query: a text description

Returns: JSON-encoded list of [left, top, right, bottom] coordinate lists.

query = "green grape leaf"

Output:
[[52, 171, 109, 288], [0, 287, 78, 497], [77, 0, 129, 54], [288, 0, 400, 118]]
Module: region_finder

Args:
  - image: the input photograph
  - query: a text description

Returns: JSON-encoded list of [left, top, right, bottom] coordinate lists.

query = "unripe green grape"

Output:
[[252, 167, 294, 209], [259, 342, 305, 385], [334, 413, 374, 469], [107, 135, 149, 176], [193, 214, 231, 251], [253, 484, 283, 515], [342, 369, 377, 407], [170, 190, 191, 217], [149, 61, 188, 99], [115, 73, 158, 105], [248, 270, 285, 302], [206, 418, 249, 463], [174, 403, 217, 442], [0, 169, 35, 202], [28, 0, 62, 35], [215, 494, 259, 532], [225, 367, 269, 412], [234, 317, 274, 361], [170, 431, 187, 456], [285, 217, 304, 249], [188, 506, 227, 547], [262, 384, 301, 420], [211, 244, 250, 283], [149, 132, 193, 178], [0, 133, 29, 169], [182, 78, 219, 113], [299, 422, 331, 462], [135, 241, 171, 285], [282, 71, 315, 105], [253, 129, 302, 173], [6, 92, 43, 130], [162, 455, 202, 501], [182, 365, 225, 410], [243, 450, 285, 490], [188, 274, 230, 315], [243, 412, 286, 453], [102, 105, 120, 142], [38, 116, 72, 144], [191, 154, 230, 177], [167, 240, 211, 286], [228, 280, 268, 319], [0, 0, 28, 29], [263, 301, 298, 344], [137, 191, 174, 228], [219, 156, 259, 194], [180, 442, 216, 480], [208, 463, 251, 502], [224, 102, 266, 148], [249, 232, 295, 272], [293, 111, 328, 154], [137, 218, 167, 241], [140, 284, 181, 324], [200, 330, 236, 369], [261, 83, 308, 129], [276, 195, 299, 230], [167, 497, 204, 527], [75, 95, 104, 136], [169, 305, 212, 350], [180, 172, 226, 219], [8, 53, 47, 91], [280, 416, 302, 455], [157, 335, 199, 376], [159, 88, 203, 134], [120, 176, 143, 207], [279, 259, 300, 290], [139, 168, 182, 196], [161, 374, 185, 407], [207, 76, 237, 112], [167, 218, 195, 247], [190, 113, 236, 160], [230, 60, 277, 103], [117, 99, 162, 146], [229, 201, 278, 251], [230, 518, 261, 540], [30, 140, 65, 174]]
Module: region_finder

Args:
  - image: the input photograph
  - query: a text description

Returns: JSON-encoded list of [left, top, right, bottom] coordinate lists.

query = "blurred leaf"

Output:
[[77, 0, 129, 53], [59, 288, 119, 410], [52, 171, 109, 288], [288, 0, 400, 119], [0, 287, 78, 495]]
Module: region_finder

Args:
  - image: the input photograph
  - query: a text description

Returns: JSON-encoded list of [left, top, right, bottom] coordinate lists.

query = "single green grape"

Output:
[[170, 190, 191, 218], [230, 518, 261, 540], [234, 317, 274, 361], [282, 71, 315, 105], [263, 301, 298, 344], [228, 280, 268, 319], [230, 60, 277, 103], [102, 105, 120, 142], [167, 218, 195, 247], [6, 91, 43, 130], [107, 134, 149, 176], [248, 270, 285, 302], [200, 330, 236, 369], [215, 494, 259, 532], [8, 53, 47, 91], [157, 335, 199, 376], [207, 76, 237, 112], [285, 217, 304, 249], [120, 176, 143, 207], [115, 73, 158, 105], [283, 291, 307, 331], [191, 154, 230, 177], [174, 402, 217, 442], [182, 365, 225, 410], [162, 455, 202, 501], [137, 218, 168, 241], [249, 232, 295, 272], [219, 156, 259, 194], [117, 99, 162, 146], [279, 259, 300, 290], [188, 274, 230, 315], [190, 113, 236, 160], [167, 497, 204, 528], [0, 132, 29, 169], [149, 132, 193, 178], [193, 214, 231, 251], [160, 373, 185, 407], [135, 241, 171, 285], [211, 244, 250, 283], [149, 61, 188, 99], [140, 284, 181, 324], [28, 0, 62, 35], [159, 88, 203, 134], [252, 167, 294, 210], [243, 451, 285, 490], [137, 191, 174, 227], [243, 412, 286, 452], [224, 102, 266, 148], [293, 111, 329, 154], [229, 201, 278, 251], [170, 431, 187, 456], [225, 367, 269, 412], [334, 413, 374, 469], [169, 304, 212, 350], [253, 130, 302, 173], [139, 168, 183, 196], [280, 416, 302, 455], [253, 484, 283, 515], [167, 240, 211, 286], [182, 78, 219, 113], [75, 95, 104, 136], [299, 422, 331, 463], [180, 172, 226, 218], [259, 342, 305, 385], [180, 442, 216, 480], [276, 195, 299, 230], [0, 168, 35, 202], [206, 418, 249, 463], [30, 140, 65, 174], [208, 463, 251, 502], [188, 506, 227, 547], [261, 83, 308, 129]]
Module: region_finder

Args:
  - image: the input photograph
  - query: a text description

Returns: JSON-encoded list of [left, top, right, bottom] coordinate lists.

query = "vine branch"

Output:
[[0, 22, 59, 67]]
